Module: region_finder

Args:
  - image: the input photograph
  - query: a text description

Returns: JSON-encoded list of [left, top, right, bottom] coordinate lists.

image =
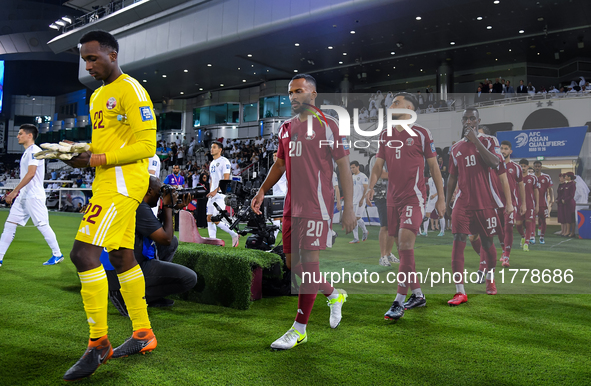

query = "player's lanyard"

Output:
[[172, 173, 181, 185]]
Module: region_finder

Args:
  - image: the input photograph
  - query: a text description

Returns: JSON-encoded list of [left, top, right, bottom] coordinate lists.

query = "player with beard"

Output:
[[367, 92, 446, 320], [498, 141, 526, 267], [533, 160, 553, 244], [446, 107, 513, 305], [252, 74, 356, 350]]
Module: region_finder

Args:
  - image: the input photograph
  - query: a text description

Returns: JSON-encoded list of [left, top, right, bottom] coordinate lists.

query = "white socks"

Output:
[[37, 224, 62, 257], [0, 222, 17, 259], [207, 222, 217, 238], [395, 293, 407, 304], [352, 225, 359, 241], [422, 218, 429, 234], [272, 220, 281, 239], [439, 218, 445, 232], [456, 284, 466, 294], [293, 321, 306, 334], [357, 219, 367, 234], [411, 288, 423, 297], [217, 222, 237, 238]]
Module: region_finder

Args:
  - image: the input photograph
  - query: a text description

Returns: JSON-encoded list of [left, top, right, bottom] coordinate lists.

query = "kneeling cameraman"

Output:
[[105, 176, 197, 315]]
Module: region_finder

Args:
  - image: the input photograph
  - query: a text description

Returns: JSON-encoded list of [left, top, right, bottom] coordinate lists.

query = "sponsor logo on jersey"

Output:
[[341, 137, 349, 150], [140, 106, 154, 121], [311, 239, 320, 247], [292, 133, 298, 141], [106, 97, 117, 110], [430, 142, 436, 153], [406, 138, 414, 146], [456, 151, 462, 156], [404, 218, 412, 225], [509, 168, 514, 173], [281, 130, 290, 139], [305, 128, 316, 140]]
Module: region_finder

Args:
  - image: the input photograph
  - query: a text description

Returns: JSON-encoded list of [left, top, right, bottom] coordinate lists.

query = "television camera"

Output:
[[211, 180, 284, 251]]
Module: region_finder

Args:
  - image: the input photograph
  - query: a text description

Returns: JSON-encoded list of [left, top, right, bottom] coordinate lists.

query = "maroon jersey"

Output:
[[536, 173, 553, 207], [449, 134, 504, 210], [505, 160, 523, 207], [277, 115, 349, 220], [522, 174, 539, 209], [376, 124, 437, 207]]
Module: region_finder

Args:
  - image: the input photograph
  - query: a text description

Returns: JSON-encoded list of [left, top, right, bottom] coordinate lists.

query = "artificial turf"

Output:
[[0, 209, 590, 385]]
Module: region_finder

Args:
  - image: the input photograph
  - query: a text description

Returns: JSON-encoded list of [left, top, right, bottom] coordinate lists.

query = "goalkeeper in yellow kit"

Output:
[[62, 30, 157, 381]]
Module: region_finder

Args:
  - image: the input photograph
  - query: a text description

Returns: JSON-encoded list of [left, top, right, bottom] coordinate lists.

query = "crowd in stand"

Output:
[[475, 76, 590, 102], [155, 134, 280, 189]]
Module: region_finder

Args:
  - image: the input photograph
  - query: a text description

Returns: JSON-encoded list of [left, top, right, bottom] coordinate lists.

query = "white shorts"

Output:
[[425, 200, 436, 215], [354, 202, 367, 218], [7, 196, 49, 227], [206, 194, 226, 216]]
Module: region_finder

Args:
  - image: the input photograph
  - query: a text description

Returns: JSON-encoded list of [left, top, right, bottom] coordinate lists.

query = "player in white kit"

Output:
[[0, 124, 63, 267], [148, 154, 161, 217], [207, 141, 239, 247], [271, 151, 287, 239], [349, 160, 369, 243], [421, 175, 445, 236]]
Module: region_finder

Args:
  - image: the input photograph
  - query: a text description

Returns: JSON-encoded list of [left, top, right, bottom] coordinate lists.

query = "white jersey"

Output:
[[20, 144, 45, 200], [209, 156, 231, 192], [352, 172, 368, 203], [148, 155, 161, 180], [273, 172, 288, 196]]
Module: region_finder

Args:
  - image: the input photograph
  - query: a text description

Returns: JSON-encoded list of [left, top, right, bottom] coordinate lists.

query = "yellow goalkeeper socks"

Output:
[[118, 264, 151, 331], [78, 266, 109, 339]]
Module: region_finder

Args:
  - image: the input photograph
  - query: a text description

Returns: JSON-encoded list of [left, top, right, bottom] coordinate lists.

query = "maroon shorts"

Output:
[[515, 206, 535, 222], [387, 200, 424, 237], [282, 216, 331, 254], [452, 206, 502, 238], [538, 206, 549, 218], [503, 207, 515, 225], [430, 209, 441, 220]]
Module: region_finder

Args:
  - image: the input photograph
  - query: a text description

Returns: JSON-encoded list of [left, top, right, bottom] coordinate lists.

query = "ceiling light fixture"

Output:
[[450, 42, 456, 45], [247, 54, 252, 57], [328, 46, 333, 49], [162, 75, 167, 78], [487, 25, 492, 29], [339, 61, 343, 64], [416, 16, 422, 20], [142, 79, 147, 83], [295, 43, 299, 46], [390, 51, 395, 55], [519, 30, 524, 33], [477, 16, 483, 20], [243, 79, 246, 82], [294, 70, 298, 72], [199, 88, 203, 91], [207, 63, 212, 67], [493, 0, 500, 3], [180, 92, 184, 94], [350, 30, 355, 34], [184, 69, 188, 72], [343, 52, 347, 55], [220, 83, 224, 86]]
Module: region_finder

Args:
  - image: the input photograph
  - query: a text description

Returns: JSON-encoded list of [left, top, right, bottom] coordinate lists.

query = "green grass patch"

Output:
[[0, 209, 590, 385]]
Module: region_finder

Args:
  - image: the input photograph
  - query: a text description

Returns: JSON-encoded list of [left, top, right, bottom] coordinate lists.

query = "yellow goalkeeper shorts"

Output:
[[75, 191, 139, 251]]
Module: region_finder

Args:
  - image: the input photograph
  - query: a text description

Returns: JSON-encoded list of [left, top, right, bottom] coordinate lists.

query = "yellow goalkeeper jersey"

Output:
[[89, 74, 156, 202]]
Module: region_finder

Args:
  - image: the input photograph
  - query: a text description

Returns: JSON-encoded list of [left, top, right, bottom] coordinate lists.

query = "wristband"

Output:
[[89, 154, 107, 167]]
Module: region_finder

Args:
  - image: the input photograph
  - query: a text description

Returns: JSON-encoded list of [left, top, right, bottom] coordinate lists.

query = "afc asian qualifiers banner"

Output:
[[496, 126, 588, 158]]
